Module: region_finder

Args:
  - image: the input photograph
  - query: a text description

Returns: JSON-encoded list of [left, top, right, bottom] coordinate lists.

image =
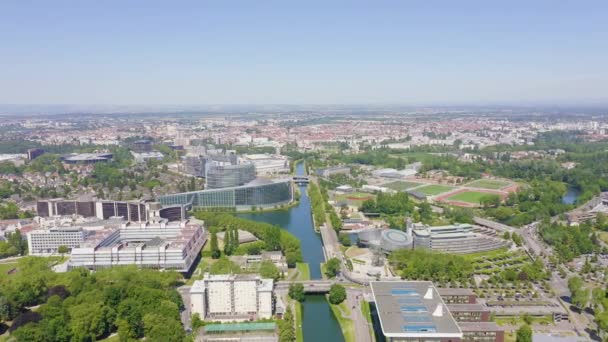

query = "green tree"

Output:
[[568, 276, 583, 295], [142, 313, 185, 342], [516, 324, 532, 342], [68, 302, 115, 341], [0, 295, 12, 321], [328, 284, 347, 305], [591, 287, 606, 310], [210, 231, 220, 259], [223, 229, 232, 255], [324, 258, 341, 278], [57, 245, 69, 255], [259, 261, 280, 281], [234, 229, 240, 248], [572, 288, 589, 310], [288, 283, 305, 302]]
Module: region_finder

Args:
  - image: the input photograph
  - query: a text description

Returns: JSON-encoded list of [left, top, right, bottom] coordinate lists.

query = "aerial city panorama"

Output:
[[1, 1, 607, 342]]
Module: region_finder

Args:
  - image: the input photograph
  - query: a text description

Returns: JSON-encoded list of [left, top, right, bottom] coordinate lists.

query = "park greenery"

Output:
[[328, 284, 347, 305], [277, 307, 296, 342], [0, 257, 185, 342], [308, 182, 327, 229], [516, 324, 532, 342], [0, 229, 27, 258], [288, 283, 305, 302], [324, 258, 341, 278], [389, 249, 473, 283], [538, 220, 597, 261], [194, 212, 303, 266]]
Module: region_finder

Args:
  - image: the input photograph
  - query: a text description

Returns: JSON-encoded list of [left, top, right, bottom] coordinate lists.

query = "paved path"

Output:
[[346, 288, 374, 342]]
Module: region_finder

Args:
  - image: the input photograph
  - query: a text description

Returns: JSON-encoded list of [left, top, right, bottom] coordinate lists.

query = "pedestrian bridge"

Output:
[[292, 176, 310, 184], [276, 280, 338, 293]]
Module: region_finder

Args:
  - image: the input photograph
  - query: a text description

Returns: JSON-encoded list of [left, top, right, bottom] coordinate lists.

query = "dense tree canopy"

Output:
[[194, 212, 302, 266], [0, 258, 184, 342], [389, 249, 473, 283]]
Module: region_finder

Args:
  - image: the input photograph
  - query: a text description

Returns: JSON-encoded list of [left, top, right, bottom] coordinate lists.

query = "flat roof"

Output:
[[370, 281, 462, 339], [204, 322, 276, 333]]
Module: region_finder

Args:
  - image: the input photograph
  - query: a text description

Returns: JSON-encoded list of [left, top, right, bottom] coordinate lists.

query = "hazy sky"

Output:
[[1, 1, 607, 106]]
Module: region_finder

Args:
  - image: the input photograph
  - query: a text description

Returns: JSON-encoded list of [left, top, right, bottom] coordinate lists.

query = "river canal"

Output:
[[238, 162, 344, 341]]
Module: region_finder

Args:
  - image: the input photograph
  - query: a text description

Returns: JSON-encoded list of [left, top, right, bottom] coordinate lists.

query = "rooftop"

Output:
[[370, 281, 462, 339]]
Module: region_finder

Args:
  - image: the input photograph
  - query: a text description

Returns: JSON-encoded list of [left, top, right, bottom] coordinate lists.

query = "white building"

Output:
[[241, 154, 289, 174], [67, 221, 206, 272], [130, 151, 164, 163], [190, 273, 274, 321], [28, 227, 87, 255]]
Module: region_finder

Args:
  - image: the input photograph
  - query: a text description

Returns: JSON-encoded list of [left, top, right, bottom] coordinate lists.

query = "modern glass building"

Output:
[[206, 163, 256, 189], [158, 179, 293, 210]]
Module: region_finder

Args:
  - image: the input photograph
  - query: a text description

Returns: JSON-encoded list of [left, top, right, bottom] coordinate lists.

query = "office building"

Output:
[[36, 199, 190, 223], [131, 151, 164, 163], [190, 273, 274, 322], [371, 281, 504, 342], [206, 163, 256, 189], [68, 221, 206, 272], [27, 148, 44, 160], [158, 178, 293, 210], [131, 140, 153, 153], [28, 227, 87, 255], [61, 152, 113, 164], [241, 154, 290, 174], [182, 155, 207, 177]]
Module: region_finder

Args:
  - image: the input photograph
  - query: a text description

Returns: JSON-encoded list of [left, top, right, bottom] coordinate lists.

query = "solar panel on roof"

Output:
[[400, 305, 427, 312], [402, 315, 432, 323], [391, 289, 418, 296], [397, 298, 423, 304], [403, 324, 437, 332]]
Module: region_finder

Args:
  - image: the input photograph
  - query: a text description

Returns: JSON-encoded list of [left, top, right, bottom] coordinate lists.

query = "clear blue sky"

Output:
[[1, 0, 607, 106]]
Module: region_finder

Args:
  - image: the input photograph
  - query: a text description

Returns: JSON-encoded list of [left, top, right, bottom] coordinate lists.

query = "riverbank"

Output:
[[329, 300, 356, 342]]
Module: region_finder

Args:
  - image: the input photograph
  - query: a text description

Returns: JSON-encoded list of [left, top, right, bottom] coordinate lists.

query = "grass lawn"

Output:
[[446, 191, 494, 204], [296, 263, 311, 281], [360, 300, 375, 341], [466, 179, 511, 190], [294, 300, 304, 342], [335, 192, 376, 205], [598, 231, 608, 244], [0, 262, 18, 276], [329, 301, 356, 342], [383, 181, 422, 191], [465, 247, 510, 260], [415, 184, 455, 195], [345, 246, 368, 258], [320, 262, 327, 279]]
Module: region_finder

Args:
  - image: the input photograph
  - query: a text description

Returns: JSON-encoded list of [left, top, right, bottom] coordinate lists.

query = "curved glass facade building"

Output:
[[158, 179, 293, 210], [206, 163, 256, 189]]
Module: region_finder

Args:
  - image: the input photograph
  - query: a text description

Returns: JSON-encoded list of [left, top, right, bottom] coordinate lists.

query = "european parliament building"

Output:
[[158, 178, 293, 210]]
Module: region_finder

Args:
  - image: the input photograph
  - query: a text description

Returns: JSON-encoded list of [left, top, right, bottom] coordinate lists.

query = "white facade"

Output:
[[190, 274, 274, 321], [67, 222, 207, 272], [241, 154, 289, 174], [28, 227, 86, 255]]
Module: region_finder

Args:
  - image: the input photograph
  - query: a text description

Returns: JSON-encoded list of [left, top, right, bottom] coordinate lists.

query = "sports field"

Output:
[[415, 184, 455, 196], [383, 181, 422, 191], [466, 179, 511, 190], [335, 192, 375, 204], [446, 191, 493, 204]]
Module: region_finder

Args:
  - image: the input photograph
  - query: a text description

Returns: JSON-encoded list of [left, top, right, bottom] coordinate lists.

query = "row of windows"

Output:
[[159, 181, 292, 208]]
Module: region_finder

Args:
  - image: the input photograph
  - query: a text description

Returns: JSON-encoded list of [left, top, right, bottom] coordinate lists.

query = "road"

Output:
[[177, 285, 192, 332], [345, 287, 374, 342]]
